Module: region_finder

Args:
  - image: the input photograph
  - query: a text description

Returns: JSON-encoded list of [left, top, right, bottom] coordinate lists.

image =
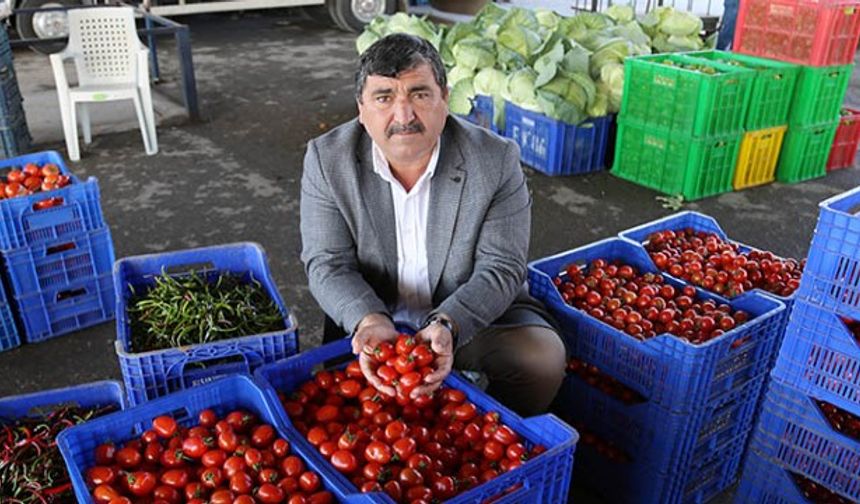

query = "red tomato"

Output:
[[226, 411, 256, 433], [299, 471, 321, 493], [200, 467, 223, 489], [330, 449, 358, 474], [115, 446, 142, 469], [256, 483, 285, 503], [372, 342, 394, 363], [411, 344, 435, 368], [364, 441, 392, 465], [153, 485, 181, 503], [338, 379, 362, 398], [87, 466, 117, 486], [152, 416, 178, 439], [223, 455, 246, 477], [228, 470, 254, 494], [272, 438, 290, 458], [126, 471, 158, 496], [209, 489, 235, 504], [252, 424, 277, 448], [281, 455, 305, 477], [395, 334, 417, 356], [160, 469, 189, 489], [184, 482, 206, 500], [93, 484, 121, 503], [182, 436, 208, 459]]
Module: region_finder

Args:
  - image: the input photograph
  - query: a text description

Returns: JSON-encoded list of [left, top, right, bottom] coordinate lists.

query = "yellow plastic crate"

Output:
[[733, 125, 787, 190]]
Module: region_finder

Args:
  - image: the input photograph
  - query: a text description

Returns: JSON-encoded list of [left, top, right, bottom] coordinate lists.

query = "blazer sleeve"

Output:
[[434, 141, 531, 347], [300, 138, 390, 333]]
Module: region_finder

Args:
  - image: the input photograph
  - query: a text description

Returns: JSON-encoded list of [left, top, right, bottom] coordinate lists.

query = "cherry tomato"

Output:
[[299, 471, 321, 493], [182, 436, 208, 459], [282, 455, 305, 477], [256, 483, 285, 503], [152, 416, 178, 439], [330, 450, 358, 473], [87, 466, 117, 486], [115, 446, 142, 469], [126, 471, 158, 496], [153, 485, 181, 503], [209, 489, 235, 504], [200, 467, 223, 489], [251, 424, 277, 448], [93, 484, 121, 503]]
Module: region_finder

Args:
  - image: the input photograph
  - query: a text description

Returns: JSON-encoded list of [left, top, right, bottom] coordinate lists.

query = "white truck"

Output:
[[4, 0, 398, 52]]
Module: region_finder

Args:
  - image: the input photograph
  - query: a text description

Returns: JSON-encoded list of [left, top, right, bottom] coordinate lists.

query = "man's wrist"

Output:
[[422, 313, 458, 341]]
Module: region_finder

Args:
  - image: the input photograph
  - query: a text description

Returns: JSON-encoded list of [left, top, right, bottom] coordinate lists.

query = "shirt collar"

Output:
[[371, 139, 441, 191]]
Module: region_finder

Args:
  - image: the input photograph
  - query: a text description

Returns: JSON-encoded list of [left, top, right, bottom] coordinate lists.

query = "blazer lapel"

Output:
[[356, 133, 398, 284], [427, 125, 466, 296]]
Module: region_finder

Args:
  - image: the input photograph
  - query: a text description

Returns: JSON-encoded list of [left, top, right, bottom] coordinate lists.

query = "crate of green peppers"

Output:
[[114, 242, 298, 406]]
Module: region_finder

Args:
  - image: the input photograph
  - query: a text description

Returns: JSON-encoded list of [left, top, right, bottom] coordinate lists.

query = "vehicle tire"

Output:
[[325, 0, 396, 33], [15, 0, 78, 54]]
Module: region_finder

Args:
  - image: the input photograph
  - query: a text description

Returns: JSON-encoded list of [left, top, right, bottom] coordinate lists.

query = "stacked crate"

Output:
[[733, 0, 860, 181], [528, 238, 786, 503], [684, 50, 798, 190], [735, 185, 860, 503], [611, 53, 754, 200], [0, 24, 32, 159], [0, 151, 114, 344], [826, 107, 860, 171]]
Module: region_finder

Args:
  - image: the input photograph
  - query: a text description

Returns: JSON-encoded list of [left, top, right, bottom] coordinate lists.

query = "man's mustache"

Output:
[[386, 121, 424, 138]]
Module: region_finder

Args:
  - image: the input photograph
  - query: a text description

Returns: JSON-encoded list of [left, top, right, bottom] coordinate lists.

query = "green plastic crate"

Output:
[[685, 50, 800, 130], [611, 119, 741, 200], [788, 65, 852, 127], [776, 121, 839, 183], [620, 53, 755, 138]]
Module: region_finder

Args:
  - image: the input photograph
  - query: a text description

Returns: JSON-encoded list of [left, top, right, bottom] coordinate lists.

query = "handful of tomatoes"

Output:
[[278, 359, 545, 504], [85, 409, 334, 504], [1, 162, 71, 200], [366, 333, 437, 401]]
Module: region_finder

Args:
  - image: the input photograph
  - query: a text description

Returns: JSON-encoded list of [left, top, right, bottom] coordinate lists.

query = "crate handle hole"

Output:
[[46, 242, 77, 255], [182, 354, 253, 389], [56, 287, 87, 302], [164, 261, 216, 276], [729, 335, 751, 350], [32, 197, 65, 212]]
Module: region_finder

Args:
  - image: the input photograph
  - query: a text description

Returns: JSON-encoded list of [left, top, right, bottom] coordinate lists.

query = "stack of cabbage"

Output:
[[356, 5, 709, 129]]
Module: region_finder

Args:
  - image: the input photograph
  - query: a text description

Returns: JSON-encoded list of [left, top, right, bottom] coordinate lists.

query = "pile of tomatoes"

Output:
[[85, 409, 335, 503], [643, 229, 804, 298], [277, 359, 544, 504], [567, 358, 645, 405], [553, 259, 751, 345], [367, 334, 437, 400], [1, 162, 71, 200]]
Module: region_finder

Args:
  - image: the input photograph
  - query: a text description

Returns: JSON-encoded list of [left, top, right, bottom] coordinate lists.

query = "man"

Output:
[[717, 0, 738, 50], [299, 33, 565, 416]]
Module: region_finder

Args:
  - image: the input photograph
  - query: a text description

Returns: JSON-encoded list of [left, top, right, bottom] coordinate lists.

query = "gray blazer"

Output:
[[300, 115, 552, 347]]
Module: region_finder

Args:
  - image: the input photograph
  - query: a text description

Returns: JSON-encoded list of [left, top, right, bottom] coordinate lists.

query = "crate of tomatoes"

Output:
[[528, 238, 786, 414], [0, 150, 105, 251], [254, 335, 579, 504], [57, 375, 351, 504]]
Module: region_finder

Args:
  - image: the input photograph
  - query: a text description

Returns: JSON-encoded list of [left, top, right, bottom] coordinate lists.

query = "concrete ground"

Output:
[[0, 8, 857, 502]]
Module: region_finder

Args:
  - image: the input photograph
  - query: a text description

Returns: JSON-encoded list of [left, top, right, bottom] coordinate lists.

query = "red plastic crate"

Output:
[[734, 0, 860, 66], [827, 107, 860, 171]]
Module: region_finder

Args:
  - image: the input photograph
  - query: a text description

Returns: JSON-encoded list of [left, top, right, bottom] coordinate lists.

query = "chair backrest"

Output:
[[66, 7, 141, 86]]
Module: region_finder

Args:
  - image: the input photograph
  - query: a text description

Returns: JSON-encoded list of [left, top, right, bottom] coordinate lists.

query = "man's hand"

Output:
[[410, 322, 454, 399], [353, 313, 398, 397]]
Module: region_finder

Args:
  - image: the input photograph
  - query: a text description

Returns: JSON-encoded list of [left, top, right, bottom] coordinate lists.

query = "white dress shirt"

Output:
[[371, 140, 441, 328]]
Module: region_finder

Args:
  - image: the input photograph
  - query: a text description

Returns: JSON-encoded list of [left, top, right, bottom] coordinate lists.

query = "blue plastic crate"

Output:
[[0, 151, 105, 249], [56, 375, 362, 504], [0, 380, 124, 421], [16, 272, 114, 343], [796, 185, 860, 321], [734, 447, 818, 503], [0, 270, 19, 353], [772, 299, 860, 417], [254, 338, 579, 504], [504, 101, 612, 176], [528, 238, 786, 413], [460, 94, 500, 134], [115, 242, 299, 406], [618, 211, 798, 359], [3, 227, 114, 297], [557, 372, 763, 504], [742, 378, 860, 503]]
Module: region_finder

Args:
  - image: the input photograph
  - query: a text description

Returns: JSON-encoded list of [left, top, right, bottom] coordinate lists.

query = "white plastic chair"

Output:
[[50, 7, 157, 161]]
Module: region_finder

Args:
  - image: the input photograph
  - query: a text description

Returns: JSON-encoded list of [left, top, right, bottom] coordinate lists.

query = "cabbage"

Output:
[[496, 8, 544, 59], [447, 65, 475, 86], [535, 8, 561, 31], [385, 13, 443, 48], [448, 78, 476, 116], [356, 29, 381, 54], [606, 4, 635, 23], [658, 9, 703, 36], [452, 38, 496, 70], [473, 67, 507, 96], [503, 68, 541, 112]]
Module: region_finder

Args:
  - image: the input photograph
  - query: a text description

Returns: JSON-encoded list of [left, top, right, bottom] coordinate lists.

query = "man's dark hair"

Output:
[[355, 33, 447, 102]]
